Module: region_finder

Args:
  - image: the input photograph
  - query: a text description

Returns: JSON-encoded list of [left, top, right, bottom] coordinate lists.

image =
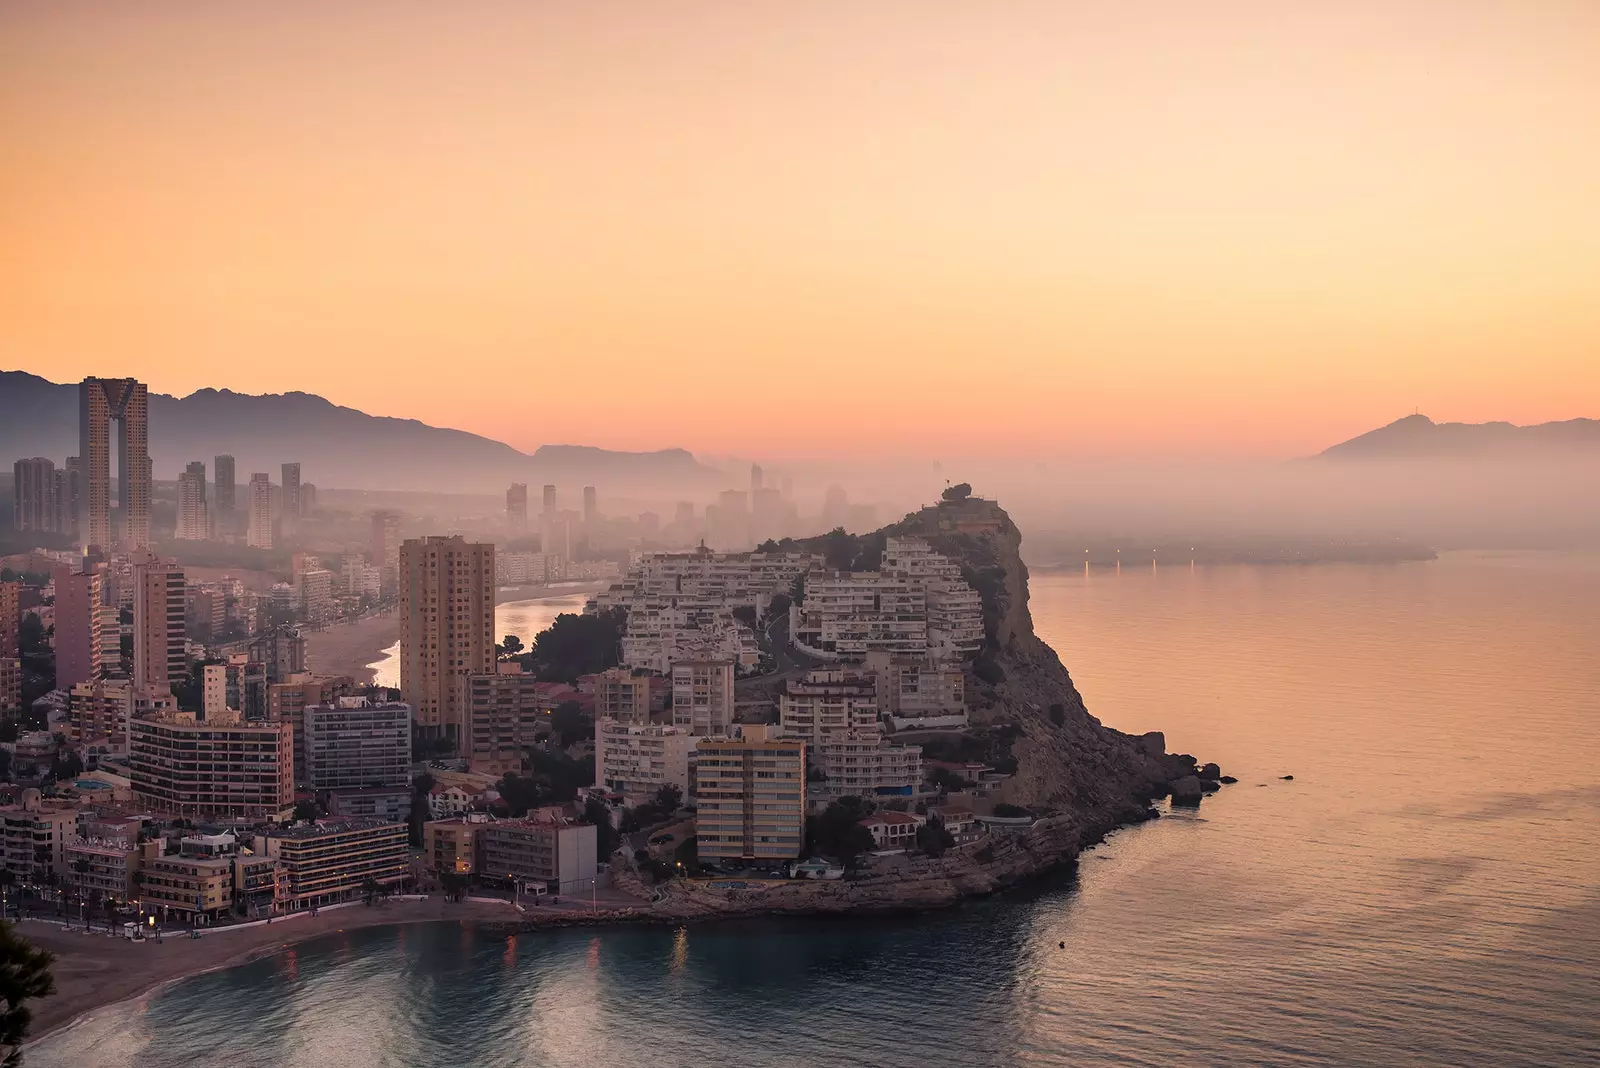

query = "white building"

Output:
[[175, 465, 209, 541], [809, 730, 922, 805], [670, 660, 735, 736], [594, 720, 699, 807], [778, 668, 880, 742]]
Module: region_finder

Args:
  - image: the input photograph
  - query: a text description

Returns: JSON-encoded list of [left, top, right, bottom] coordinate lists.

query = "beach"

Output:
[[20, 897, 525, 1045], [302, 610, 399, 684]]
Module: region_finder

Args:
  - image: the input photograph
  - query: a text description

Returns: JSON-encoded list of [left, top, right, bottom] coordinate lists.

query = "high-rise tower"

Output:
[[176, 461, 209, 540], [78, 377, 151, 550], [214, 455, 236, 521], [399, 536, 494, 746]]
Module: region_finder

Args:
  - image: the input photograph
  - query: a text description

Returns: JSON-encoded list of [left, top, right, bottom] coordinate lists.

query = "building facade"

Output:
[[262, 819, 409, 909], [303, 698, 412, 792], [593, 667, 652, 725], [477, 816, 599, 893], [670, 660, 735, 736], [695, 726, 805, 863], [399, 536, 495, 745], [247, 473, 274, 548], [79, 376, 151, 550], [464, 669, 544, 775], [595, 721, 698, 806], [175, 461, 208, 540], [131, 552, 185, 694], [129, 713, 294, 820]]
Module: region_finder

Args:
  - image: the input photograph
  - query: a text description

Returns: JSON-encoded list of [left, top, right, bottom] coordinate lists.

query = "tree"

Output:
[[361, 876, 381, 906], [523, 610, 625, 683], [941, 483, 972, 502], [804, 797, 877, 867], [582, 796, 620, 859], [0, 920, 54, 1067], [408, 772, 436, 847], [550, 701, 593, 748], [992, 803, 1032, 819], [916, 815, 955, 858], [500, 634, 524, 659], [292, 800, 319, 823], [653, 783, 683, 815]]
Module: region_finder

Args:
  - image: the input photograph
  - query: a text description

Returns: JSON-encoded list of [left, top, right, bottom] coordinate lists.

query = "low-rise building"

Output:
[[65, 828, 154, 906], [695, 725, 805, 863], [423, 814, 489, 877], [0, 793, 81, 883], [326, 786, 411, 823], [860, 810, 924, 849], [262, 819, 409, 910], [141, 853, 235, 923], [477, 814, 599, 894]]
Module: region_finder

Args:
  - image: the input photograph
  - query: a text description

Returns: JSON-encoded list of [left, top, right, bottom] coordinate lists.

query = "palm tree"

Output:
[[361, 876, 380, 906]]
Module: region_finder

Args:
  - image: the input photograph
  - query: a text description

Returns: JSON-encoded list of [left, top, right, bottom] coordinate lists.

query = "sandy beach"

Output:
[[302, 610, 399, 684], [20, 897, 526, 1046]]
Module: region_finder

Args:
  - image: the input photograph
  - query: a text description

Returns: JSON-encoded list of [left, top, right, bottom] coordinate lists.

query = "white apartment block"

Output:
[[595, 549, 816, 617], [778, 668, 881, 743], [595, 720, 698, 807], [882, 537, 984, 655], [671, 660, 735, 736], [618, 599, 758, 673], [298, 568, 334, 623], [808, 730, 923, 805], [175, 467, 209, 540], [862, 651, 968, 730]]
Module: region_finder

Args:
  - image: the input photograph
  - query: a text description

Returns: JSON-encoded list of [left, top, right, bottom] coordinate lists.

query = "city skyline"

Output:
[[5, 3, 1598, 460]]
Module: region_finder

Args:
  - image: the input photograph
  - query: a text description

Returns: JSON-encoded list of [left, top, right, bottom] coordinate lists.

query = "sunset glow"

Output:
[[4, 1, 1598, 457]]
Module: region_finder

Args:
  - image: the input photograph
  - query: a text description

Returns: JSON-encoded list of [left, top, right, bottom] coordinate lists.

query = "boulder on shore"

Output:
[[1198, 762, 1222, 781], [1169, 776, 1205, 806], [1137, 732, 1166, 759]]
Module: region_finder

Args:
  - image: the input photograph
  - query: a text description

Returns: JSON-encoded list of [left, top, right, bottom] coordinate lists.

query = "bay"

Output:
[[31, 551, 1600, 1066]]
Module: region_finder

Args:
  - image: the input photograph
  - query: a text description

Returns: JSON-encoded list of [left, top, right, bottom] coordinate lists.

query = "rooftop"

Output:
[[267, 817, 406, 840]]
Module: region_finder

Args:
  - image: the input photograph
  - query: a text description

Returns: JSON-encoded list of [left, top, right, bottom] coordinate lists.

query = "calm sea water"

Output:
[[366, 589, 593, 689], [33, 552, 1600, 1067]]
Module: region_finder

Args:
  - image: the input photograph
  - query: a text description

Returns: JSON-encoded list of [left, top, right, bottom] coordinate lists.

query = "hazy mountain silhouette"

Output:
[[1314, 413, 1600, 460], [0, 370, 718, 492]]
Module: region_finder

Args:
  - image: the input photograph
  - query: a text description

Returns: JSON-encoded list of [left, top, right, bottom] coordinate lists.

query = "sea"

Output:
[[29, 551, 1600, 1067]]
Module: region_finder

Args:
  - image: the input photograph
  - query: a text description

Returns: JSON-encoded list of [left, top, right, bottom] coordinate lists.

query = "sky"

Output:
[[3, 1, 1598, 460]]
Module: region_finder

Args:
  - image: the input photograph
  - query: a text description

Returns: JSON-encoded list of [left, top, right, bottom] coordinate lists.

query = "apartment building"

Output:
[[881, 537, 985, 656], [808, 731, 922, 804], [670, 660, 735, 736], [0, 794, 81, 883], [298, 568, 334, 623], [594, 549, 816, 617], [423, 814, 488, 876], [861, 652, 968, 730], [130, 551, 185, 694], [695, 726, 805, 863], [399, 536, 495, 746], [12, 458, 58, 532], [67, 677, 174, 751], [620, 601, 758, 673], [78, 376, 150, 550], [246, 473, 274, 548], [593, 667, 652, 725], [302, 698, 411, 792], [463, 668, 546, 775], [141, 853, 235, 923], [65, 828, 154, 906], [129, 712, 294, 821], [262, 819, 409, 910], [595, 721, 698, 806], [477, 815, 599, 894], [778, 668, 880, 742], [175, 462, 208, 540], [52, 565, 115, 690], [0, 657, 16, 716]]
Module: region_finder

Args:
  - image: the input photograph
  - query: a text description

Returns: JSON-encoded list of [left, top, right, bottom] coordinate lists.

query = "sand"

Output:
[[302, 611, 399, 684], [20, 897, 521, 1046]]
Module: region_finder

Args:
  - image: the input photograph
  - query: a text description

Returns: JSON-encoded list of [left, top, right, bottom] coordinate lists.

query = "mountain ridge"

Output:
[[0, 370, 719, 493], [1314, 413, 1600, 460]]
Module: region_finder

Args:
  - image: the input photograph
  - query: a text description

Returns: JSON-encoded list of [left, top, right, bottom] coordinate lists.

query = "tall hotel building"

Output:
[[247, 473, 274, 548], [175, 461, 209, 540], [131, 551, 186, 694], [78, 376, 151, 549], [507, 483, 528, 534], [281, 462, 302, 533], [399, 536, 494, 746], [11, 458, 57, 531], [213, 454, 236, 520]]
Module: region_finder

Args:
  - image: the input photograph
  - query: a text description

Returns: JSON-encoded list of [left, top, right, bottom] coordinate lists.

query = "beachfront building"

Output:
[[0, 793, 81, 883], [65, 829, 153, 907], [398, 536, 495, 747], [128, 712, 294, 821], [477, 813, 599, 894], [595, 721, 698, 807], [302, 697, 411, 792], [592, 667, 652, 726], [262, 819, 409, 910], [860, 810, 926, 849], [141, 853, 235, 923], [423, 813, 489, 877], [695, 726, 805, 863], [670, 660, 735, 736]]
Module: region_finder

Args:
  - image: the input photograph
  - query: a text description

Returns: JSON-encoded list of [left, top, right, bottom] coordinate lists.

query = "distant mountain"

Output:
[[1314, 414, 1600, 460], [0, 370, 720, 493]]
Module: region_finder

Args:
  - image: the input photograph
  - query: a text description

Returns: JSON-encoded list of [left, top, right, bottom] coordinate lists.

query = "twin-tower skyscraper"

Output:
[[78, 376, 151, 551]]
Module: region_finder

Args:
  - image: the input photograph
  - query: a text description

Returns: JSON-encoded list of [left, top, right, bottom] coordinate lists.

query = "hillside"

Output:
[[0, 370, 720, 493], [1315, 413, 1600, 460]]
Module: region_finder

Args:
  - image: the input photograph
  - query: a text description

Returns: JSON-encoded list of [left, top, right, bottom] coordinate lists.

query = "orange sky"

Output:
[[3, 2, 1598, 459]]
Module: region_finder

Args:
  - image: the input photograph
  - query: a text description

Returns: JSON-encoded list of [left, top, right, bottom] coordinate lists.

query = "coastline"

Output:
[[22, 797, 1163, 1050], [300, 581, 609, 684]]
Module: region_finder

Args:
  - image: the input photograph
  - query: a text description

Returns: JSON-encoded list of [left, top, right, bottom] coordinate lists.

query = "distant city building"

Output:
[[300, 482, 317, 513], [129, 711, 294, 820], [670, 660, 735, 736], [12, 458, 56, 532], [247, 473, 274, 548], [303, 697, 411, 792], [298, 567, 334, 623], [280, 462, 302, 533], [507, 483, 528, 534], [399, 536, 495, 746], [175, 461, 209, 540], [79, 376, 151, 550], [541, 484, 557, 515], [582, 485, 598, 531], [369, 509, 402, 590], [213, 454, 235, 521], [696, 726, 805, 863]]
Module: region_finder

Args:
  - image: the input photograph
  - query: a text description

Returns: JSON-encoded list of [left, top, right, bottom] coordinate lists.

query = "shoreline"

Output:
[[300, 581, 610, 684], [22, 798, 1162, 1050]]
